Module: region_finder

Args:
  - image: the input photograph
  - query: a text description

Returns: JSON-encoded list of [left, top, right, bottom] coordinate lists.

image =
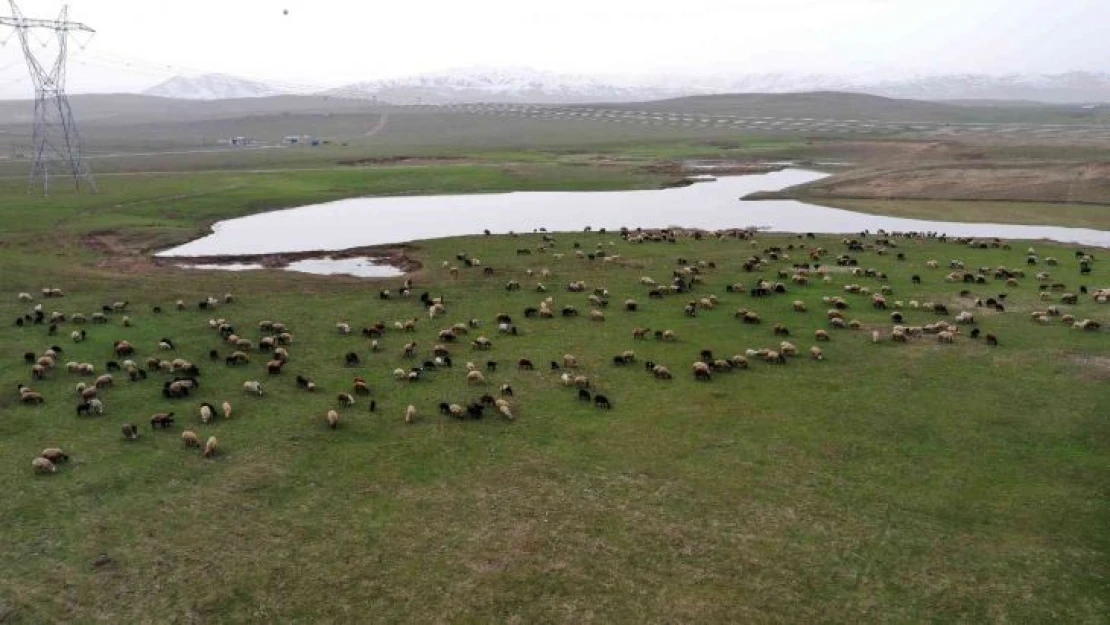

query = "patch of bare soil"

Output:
[[1068, 354, 1110, 381], [336, 155, 467, 167]]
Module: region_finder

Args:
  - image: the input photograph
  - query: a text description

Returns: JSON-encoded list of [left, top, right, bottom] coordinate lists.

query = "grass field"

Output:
[[0, 150, 1107, 622]]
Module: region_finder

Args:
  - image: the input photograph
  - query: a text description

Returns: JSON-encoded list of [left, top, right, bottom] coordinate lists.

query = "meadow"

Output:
[[1, 162, 1107, 622]]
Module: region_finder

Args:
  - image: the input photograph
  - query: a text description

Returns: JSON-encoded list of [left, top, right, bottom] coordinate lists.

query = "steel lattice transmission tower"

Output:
[[0, 1, 96, 194]]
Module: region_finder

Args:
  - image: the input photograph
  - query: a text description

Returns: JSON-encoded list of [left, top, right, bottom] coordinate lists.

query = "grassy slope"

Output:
[[809, 199, 1110, 230], [0, 162, 1107, 621]]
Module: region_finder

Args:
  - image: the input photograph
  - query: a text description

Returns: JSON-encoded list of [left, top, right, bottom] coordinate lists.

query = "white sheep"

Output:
[[243, 380, 264, 396], [405, 404, 417, 424]]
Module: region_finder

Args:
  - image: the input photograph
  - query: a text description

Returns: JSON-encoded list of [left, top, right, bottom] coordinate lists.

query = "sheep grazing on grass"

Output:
[[764, 351, 786, 365], [661, 330, 677, 342], [327, 410, 340, 429], [467, 370, 486, 385], [632, 327, 651, 340], [199, 404, 214, 424], [937, 331, 956, 344], [121, 424, 140, 440], [354, 378, 370, 394], [32, 457, 56, 474], [95, 374, 113, 389], [773, 324, 790, 337], [810, 346, 824, 361], [471, 336, 492, 350], [337, 393, 356, 406], [405, 404, 417, 424], [871, 330, 881, 343], [182, 430, 200, 448], [573, 375, 590, 389], [266, 360, 285, 375], [203, 436, 219, 458], [221, 401, 232, 420], [590, 310, 605, 322], [336, 322, 351, 335], [780, 342, 798, 357], [692, 362, 712, 381], [562, 354, 578, 368], [652, 365, 672, 379], [41, 448, 69, 464], [243, 381, 264, 396], [151, 413, 175, 429]]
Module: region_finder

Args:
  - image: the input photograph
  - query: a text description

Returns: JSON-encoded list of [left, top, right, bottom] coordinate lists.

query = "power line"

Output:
[[0, 1, 96, 194]]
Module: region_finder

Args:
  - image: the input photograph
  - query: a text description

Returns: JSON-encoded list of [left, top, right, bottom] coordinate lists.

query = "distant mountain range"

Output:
[[144, 74, 285, 100], [141, 68, 1110, 104]]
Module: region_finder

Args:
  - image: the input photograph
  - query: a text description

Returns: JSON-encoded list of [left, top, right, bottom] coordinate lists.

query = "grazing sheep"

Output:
[[467, 370, 486, 385], [405, 404, 417, 424], [792, 301, 807, 312], [221, 401, 232, 420], [938, 331, 956, 344], [203, 436, 219, 458], [662, 330, 677, 342], [200, 404, 213, 424], [327, 410, 340, 429], [692, 361, 712, 381], [121, 424, 140, 440], [32, 457, 56, 474], [337, 393, 356, 406], [243, 381, 264, 396], [182, 430, 200, 448], [809, 346, 824, 360], [95, 374, 113, 389], [562, 354, 578, 368], [773, 324, 790, 337], [336, 322, 351, 335], [573, 375, 590, 389], [871, 330, 881, 343], [41, 448, 69, 464], [780, 342, 798, 357], [150, 412, 176, 429]]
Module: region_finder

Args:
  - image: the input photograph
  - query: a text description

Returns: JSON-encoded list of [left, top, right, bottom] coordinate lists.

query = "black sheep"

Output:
[[594, 395, 612, 409], [209, 349, 220, 361], [578, 389, 592, 402], [517, 359, 533, 371], [344, 352, 360, 367], [486, 361, 497, 372]]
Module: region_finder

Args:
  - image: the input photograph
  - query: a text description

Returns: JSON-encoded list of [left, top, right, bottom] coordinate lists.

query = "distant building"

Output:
[[282, 135, 313, 145], [217, 136, 256, 147]]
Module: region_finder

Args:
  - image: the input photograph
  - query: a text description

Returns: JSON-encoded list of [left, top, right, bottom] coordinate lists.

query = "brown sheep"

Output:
[[203, 436, 219, 458], [182, 430, 200, 448], [41, 448, 69, 463]]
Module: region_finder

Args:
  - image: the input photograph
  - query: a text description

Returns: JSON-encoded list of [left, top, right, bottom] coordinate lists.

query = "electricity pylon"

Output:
[[0, 1, 96, 194]]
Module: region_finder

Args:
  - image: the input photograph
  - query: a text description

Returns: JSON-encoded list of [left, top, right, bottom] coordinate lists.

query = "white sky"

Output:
[[0, 0, 1105, 97]]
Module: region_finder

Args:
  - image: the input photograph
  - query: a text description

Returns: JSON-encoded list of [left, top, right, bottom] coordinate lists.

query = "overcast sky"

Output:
[[0, 0, 1105, 97]]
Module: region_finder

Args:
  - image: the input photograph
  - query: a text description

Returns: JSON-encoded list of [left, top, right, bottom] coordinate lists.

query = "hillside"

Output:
[[579, 92, 1102, 125]]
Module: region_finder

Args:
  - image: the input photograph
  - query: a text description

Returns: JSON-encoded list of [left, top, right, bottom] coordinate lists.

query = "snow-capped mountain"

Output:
[[143, 74, 288, 100], [326, 67, 1110, 104], [324, 66, 689, 104], [138, 68, 1110, 104]]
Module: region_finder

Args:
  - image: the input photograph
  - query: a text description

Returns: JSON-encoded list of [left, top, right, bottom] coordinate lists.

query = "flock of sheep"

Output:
[[12, 229, 1105, 475]]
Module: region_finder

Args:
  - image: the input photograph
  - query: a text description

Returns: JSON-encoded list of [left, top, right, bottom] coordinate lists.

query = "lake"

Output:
[[160, 169, 1110, 258]]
